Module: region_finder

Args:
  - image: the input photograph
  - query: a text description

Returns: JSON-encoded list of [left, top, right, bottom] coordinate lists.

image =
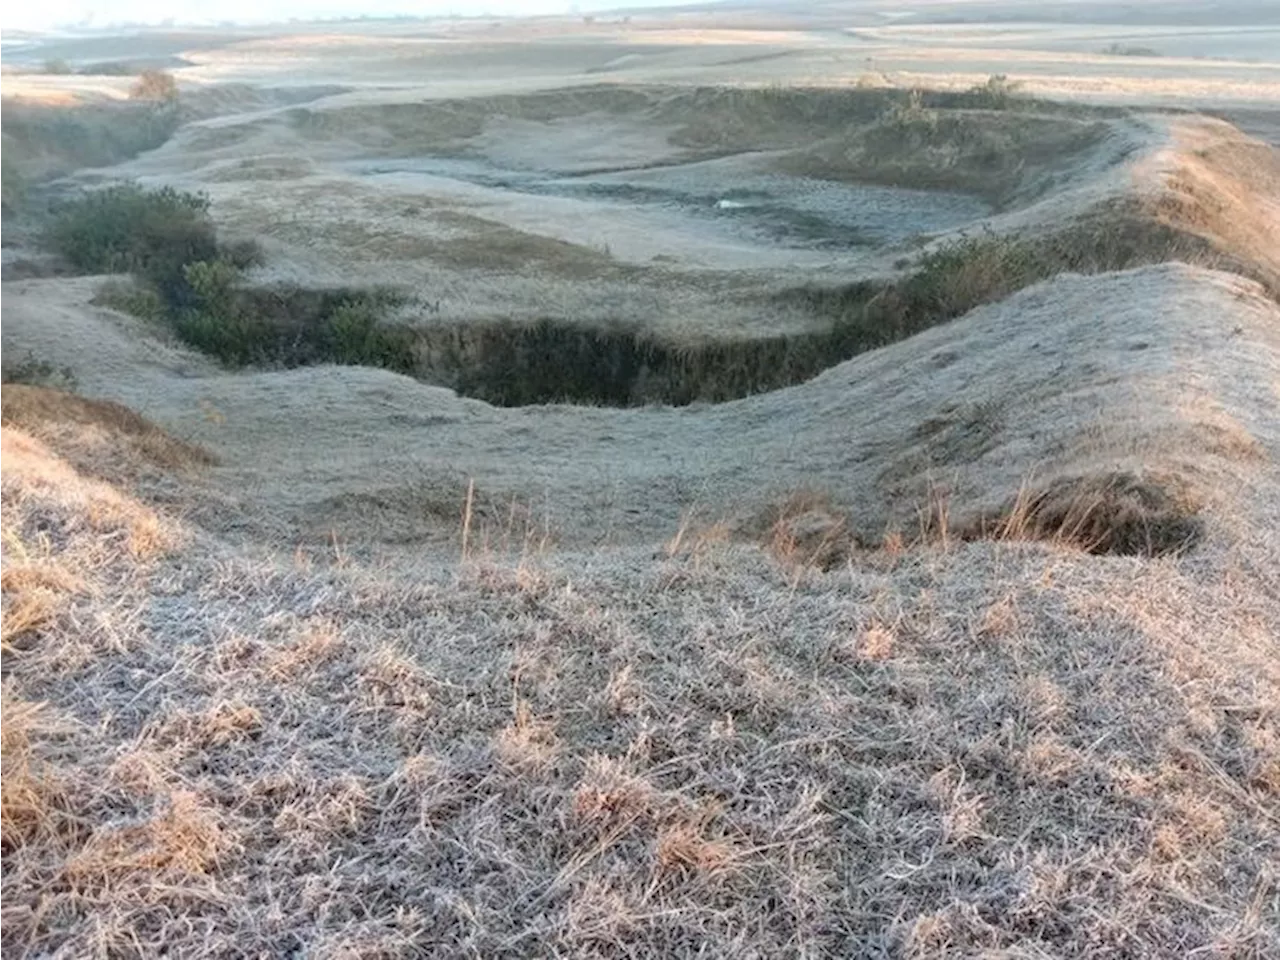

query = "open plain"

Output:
[[3, 2, 1280, 956]]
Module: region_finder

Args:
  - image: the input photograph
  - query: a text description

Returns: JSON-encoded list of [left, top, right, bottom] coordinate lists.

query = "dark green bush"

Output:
[[169, 266, 411, 370], [326, 298, 405, 366], [48, 184, 217, 304], [171, 259, 269, 364], [52, 184, 410, 373]]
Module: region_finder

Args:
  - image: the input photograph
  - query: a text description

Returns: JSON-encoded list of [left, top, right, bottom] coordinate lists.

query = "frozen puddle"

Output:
[[340, 152, 992, 266], [581, 153, 992, 247]]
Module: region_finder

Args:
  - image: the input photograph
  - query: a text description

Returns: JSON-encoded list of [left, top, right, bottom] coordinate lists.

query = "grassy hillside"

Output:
[[3, 65, 1278, 958], [2, 384, 1278, 957]]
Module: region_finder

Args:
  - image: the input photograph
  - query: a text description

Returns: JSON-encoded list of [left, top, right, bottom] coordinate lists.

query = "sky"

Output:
[[1, 0, 683, 32]]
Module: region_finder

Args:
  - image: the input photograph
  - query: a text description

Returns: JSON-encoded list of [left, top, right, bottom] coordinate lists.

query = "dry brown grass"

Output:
[[754, 489, 855, 572], [1, 384, 217, 475], [2, 403, 1276, 956], [753, 469, 1206, 578], [0, 423, 231, 955], [1146, 120, 1280, 295], [0, 693, 71, 853], [1, 428, 177, 562], [973, 471, 1204, 557]]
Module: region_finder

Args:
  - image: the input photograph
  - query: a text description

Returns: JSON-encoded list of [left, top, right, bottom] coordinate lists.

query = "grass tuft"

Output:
[[980, 471, 1203, 556]]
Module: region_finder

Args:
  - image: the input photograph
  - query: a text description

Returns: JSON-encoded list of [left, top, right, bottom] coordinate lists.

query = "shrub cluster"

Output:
[[48, 185, 219, 305], [174, 266, 413, 370], [48, 183, 412, 372], [778, 231, 1051, 359]]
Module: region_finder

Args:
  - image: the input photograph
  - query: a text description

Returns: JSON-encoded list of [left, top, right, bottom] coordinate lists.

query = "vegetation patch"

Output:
[[427, 212, 1231, 408], [50, 184, 413, 371], [976, 472, 1203, 557], [95, 278, 168, 321], [789, 214, 1214, 346], [201, 284, 415, 370], [48, 184, 223, 302], [757, 471, 1202, 568], [1, 352, 78, 393]]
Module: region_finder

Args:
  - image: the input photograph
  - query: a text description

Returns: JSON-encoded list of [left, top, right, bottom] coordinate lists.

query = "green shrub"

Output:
[[47, 184, 218, 305], [898, 231, 1046, 314], [51, 184, 409, 374], [43, 59, 73, 75], [172, 259, 271, 365], [813, 231, 1057, 354], [181, 259, 241, 310], [166, 267, 411, 371], [327, 298, 394, 366], [96, 278, 167, 320]]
